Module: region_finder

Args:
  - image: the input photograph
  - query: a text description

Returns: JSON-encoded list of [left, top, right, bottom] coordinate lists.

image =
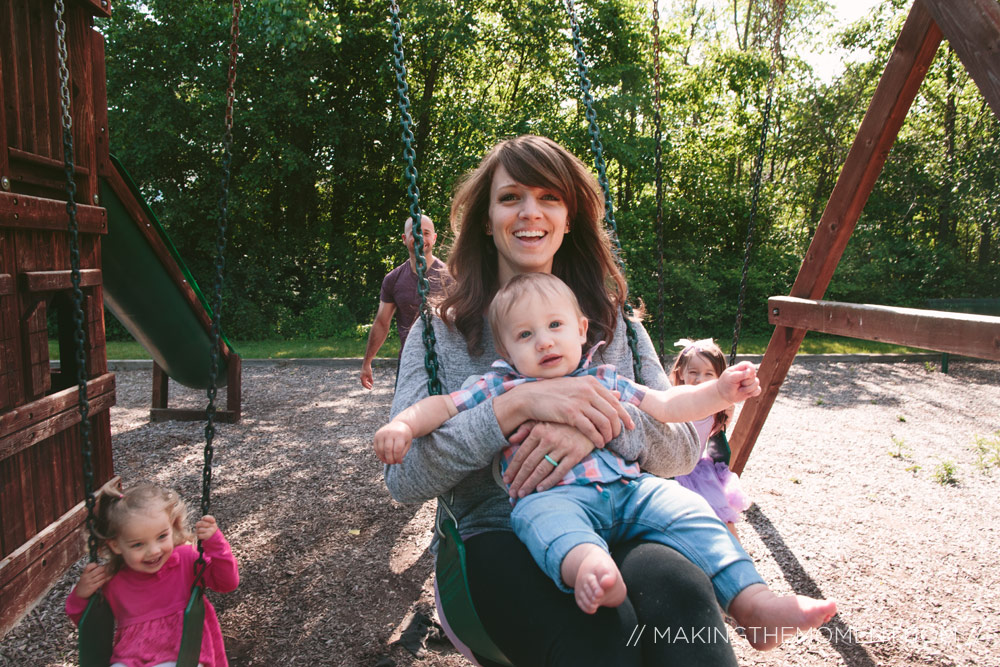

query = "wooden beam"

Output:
[[793, 10, 941, 301], [0, 191, 107, 233], [71, 0, 112, 19], [729, 1, 942, 476], [0, 372, 114, 442], [21, 268, 102, 292], [0, 382, 115, 462], [921, 0, 1000, 120], [149, 407, 241, 424], [91, 24, 110, 177], [149, 354, 242, 423], [0, 487, 116, 636], [0, 8, 9, 188], [70, 0, 99, 206], [151, 360, 169, 409], [8, 148, 91, 176], [769, 297, 1000, 361]]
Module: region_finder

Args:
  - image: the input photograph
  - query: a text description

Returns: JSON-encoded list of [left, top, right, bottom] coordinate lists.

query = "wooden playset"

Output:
[[1, 0, 240, 636]]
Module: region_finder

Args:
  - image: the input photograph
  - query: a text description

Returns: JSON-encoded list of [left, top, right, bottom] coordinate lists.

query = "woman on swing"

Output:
[[386, 134, 741, 666]]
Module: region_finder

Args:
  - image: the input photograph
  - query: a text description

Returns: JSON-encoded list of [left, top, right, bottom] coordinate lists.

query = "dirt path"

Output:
[[2, 357, 998, 666]]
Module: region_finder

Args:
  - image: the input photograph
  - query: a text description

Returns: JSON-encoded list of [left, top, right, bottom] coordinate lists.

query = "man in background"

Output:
[[360, 215, 447, 389]]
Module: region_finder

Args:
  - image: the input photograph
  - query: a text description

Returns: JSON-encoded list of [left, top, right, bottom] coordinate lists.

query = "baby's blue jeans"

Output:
[[510, 474, 763, 611]]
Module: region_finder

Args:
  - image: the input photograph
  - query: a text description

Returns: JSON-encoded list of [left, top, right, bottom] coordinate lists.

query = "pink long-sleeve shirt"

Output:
[[66, 529, 239, 667]]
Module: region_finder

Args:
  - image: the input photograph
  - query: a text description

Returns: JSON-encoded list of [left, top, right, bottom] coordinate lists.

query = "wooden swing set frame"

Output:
[[729, 0, 1000, 476]]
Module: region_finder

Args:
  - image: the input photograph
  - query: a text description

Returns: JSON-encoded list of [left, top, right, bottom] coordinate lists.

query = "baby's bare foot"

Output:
[[563, 545, 627, 614], [730, 585, 837, 650]]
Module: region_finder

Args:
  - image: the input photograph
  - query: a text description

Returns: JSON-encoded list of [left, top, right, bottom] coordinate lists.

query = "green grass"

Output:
[[732, 333, 931, 356], [972, 431, 1000, 472], [932, 460, 959, 486], [63, 332, 932, 361]]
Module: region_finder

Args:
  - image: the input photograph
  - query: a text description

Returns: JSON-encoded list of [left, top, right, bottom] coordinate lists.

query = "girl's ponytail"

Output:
[[93, 478, 123, 541]]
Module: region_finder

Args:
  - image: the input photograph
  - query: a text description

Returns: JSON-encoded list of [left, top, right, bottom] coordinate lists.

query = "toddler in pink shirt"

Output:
[[66, 480, 239, 667]]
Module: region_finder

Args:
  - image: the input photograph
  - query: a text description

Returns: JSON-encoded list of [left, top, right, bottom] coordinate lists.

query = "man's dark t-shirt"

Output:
[[379, 258, 448, 350]]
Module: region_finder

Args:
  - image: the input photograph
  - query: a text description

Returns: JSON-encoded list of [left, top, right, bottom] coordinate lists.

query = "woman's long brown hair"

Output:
[[440, 135, 627, 356]]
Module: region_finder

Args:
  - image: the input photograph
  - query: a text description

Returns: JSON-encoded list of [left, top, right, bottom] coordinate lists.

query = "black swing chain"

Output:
[[729, 0, 786, 367], [54, 0, 99, 563], [198, 0, 241, 576], [565, 0, 643, 383], [651, 0, 665, 363], [389, 0, 443, 397]]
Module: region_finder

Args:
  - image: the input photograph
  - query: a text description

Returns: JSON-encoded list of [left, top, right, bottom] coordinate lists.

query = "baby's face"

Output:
[[500, 294, 587, 379]]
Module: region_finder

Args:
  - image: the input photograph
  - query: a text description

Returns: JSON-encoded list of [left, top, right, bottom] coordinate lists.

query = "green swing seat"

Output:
[[78, 594, 114, 666], [77, 586, 207, 667], [177, 586, 207, 665], [436, 509, 512, 666]]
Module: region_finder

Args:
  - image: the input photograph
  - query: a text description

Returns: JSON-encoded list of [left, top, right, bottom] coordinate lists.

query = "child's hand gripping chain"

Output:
[[73, 562, 110, 600]]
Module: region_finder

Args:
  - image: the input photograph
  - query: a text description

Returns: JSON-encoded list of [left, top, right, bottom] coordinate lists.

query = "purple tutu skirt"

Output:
[[675, 454, 750, 524]]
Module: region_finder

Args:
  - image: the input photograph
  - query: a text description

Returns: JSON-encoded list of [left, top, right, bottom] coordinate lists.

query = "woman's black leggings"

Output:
[[464, 531, 739, 667]]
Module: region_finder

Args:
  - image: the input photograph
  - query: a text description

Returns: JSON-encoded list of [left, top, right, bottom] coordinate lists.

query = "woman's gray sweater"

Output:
[[384, 313, 700, 540]]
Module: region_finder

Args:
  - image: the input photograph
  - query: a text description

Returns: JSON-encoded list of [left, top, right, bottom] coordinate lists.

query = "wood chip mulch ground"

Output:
[[2, 356, 998, 666]]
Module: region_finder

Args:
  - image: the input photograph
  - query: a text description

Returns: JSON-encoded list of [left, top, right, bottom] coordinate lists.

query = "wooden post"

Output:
[[226, 353, 242, 422], [151, 360, 169, 410], [729, 1, 943, 475], [149, 353, 242, 424], [921, 0, 1000, 119]]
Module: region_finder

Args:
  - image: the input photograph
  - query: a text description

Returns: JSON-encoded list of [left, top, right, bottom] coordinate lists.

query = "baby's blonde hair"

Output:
[[93, 479, 193, 575], [488, 273, 584, 358], [670, 338, 729, 432]]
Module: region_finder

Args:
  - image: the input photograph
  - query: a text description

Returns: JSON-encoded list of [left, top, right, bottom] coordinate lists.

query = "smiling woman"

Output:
[[383, 135, 744, 667], [487, 165, 571, 283], [442, 135, 624, 358]]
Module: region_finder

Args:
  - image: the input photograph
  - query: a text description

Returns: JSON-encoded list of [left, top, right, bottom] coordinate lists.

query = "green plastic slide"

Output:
[[100, 156, 231, 389]]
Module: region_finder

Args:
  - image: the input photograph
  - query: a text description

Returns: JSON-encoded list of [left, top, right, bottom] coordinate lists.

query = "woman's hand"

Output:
[[74, 562, 109, 599], [494, 376, 634, 448], [195, 515, 219, 541], [503, 422, 596, 498]]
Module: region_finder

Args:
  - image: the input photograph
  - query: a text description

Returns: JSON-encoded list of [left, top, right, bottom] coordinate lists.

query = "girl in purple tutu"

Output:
[[671, 338, 752, 539], [66, 480, 239, 667]]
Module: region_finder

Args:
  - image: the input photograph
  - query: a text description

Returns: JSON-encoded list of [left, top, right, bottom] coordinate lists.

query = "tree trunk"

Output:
[[978, 217, 994, 267], [414, 54, 443, 174], [938, 48, 957, 247]]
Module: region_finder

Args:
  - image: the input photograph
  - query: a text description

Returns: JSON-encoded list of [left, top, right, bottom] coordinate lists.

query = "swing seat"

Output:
[[706, 430, 733, 466], [78, 593, 115, 667], [176, 584, 206, 667], [436, 516, 512, 667]]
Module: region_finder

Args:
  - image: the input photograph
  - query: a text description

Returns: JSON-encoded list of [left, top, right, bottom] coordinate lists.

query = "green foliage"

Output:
[[279, 296, 356, 339], [972, 431, 1000, 472], [95, 0, 998, 344], [932, 460, 959, 487], [889, 436, 910, 460]]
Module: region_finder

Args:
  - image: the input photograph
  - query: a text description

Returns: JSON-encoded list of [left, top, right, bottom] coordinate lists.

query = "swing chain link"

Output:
[[54, 0, 99, 563], [389, 0, 443, 397], [729, 0, 786, 367], [199, 0, 241, 572], [565, 0, 642, 382], [652, 0, 665, 362]]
